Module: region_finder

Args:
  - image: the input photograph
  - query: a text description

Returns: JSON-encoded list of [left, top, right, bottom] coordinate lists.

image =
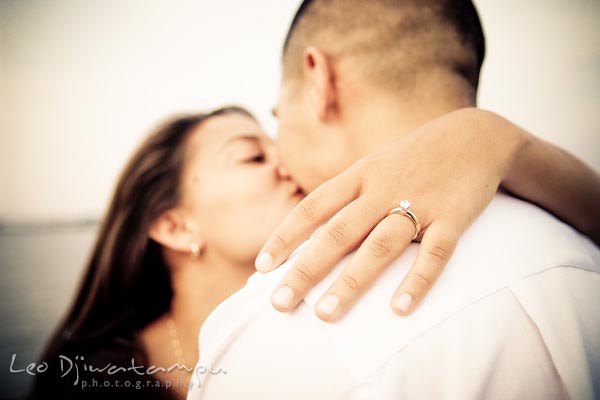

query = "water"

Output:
[[0, 225, 98, 399]]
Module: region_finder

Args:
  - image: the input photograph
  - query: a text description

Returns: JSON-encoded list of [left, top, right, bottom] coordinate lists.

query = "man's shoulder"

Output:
[[442, 191, 599, 280], [191, 193, 600, 397], [294, 193, 600, 380]]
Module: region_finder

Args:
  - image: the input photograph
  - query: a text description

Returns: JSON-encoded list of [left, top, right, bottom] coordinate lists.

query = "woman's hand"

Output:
[[255, 108, 532, 321], [256, 107, 600, 322]]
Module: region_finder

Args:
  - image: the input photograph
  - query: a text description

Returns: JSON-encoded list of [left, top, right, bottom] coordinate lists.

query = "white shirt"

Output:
[[187, 193, 600, 400]]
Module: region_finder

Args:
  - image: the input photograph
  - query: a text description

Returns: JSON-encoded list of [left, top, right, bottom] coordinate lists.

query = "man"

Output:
[[188, 1, 600, 398]]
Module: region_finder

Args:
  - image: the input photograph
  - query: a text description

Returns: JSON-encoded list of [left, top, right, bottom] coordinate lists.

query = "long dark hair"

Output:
[[30, 106, 253, 398]]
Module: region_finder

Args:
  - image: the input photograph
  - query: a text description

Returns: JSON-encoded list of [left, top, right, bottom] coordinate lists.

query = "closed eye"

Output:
[[244, 154, 265, 163]]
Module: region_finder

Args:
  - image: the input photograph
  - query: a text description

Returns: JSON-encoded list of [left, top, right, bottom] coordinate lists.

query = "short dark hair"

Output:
[[282, 0, 485, 93]]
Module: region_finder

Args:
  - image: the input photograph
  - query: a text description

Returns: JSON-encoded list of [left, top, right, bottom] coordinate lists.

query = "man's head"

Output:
[[275, 0, 485, 192]]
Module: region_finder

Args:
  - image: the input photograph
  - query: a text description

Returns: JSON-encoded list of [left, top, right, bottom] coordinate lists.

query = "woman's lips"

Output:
[[287, 183, 304, 198], [292, 185, 304, 197]]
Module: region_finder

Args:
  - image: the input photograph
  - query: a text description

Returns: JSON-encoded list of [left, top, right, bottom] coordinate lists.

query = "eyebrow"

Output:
[[220, 134, 261, 151]]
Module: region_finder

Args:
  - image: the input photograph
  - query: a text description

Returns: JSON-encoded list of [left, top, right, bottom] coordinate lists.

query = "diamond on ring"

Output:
[[399, 200, 411, 211]]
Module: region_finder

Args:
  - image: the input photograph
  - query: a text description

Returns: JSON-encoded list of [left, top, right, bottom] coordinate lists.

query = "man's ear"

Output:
[[303, 46, 338, 121], [148, 209, 204, 254]]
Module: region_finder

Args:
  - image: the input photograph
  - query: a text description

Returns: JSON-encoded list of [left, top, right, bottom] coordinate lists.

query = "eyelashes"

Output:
[[242, 154, 265, 163]]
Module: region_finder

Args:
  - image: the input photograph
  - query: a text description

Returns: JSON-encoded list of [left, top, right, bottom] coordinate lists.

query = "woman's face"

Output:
[[179, 112, 304, 264]]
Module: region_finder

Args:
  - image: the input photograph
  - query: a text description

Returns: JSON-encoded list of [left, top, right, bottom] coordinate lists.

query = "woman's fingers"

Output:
[[313, 213, 415, 321], [255, 165, 361, 273], [390, 221, 459, 315], [269, 195, 386, 312]]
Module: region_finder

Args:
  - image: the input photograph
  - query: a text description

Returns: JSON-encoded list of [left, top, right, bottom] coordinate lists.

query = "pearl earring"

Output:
[[190, 243, 201, 259]]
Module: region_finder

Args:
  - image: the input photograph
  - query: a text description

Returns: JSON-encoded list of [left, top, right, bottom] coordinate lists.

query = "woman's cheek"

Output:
[[246, 170, 278, 196]]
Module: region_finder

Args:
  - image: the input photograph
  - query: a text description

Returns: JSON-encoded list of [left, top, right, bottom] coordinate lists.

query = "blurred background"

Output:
[[1, 0, 599, 398]]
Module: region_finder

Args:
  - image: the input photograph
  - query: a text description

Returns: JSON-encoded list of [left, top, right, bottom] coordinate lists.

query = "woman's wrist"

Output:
[[457, 108, 599, 243], [456, 107, 530, 182], [500, 124, 600, 244]]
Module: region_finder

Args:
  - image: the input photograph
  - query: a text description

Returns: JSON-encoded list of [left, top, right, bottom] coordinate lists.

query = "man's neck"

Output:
[[341, 73, 476, 157]]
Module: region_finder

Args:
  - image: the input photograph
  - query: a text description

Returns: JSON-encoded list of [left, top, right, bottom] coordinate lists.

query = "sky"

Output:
[[1, 0, 599, 220]]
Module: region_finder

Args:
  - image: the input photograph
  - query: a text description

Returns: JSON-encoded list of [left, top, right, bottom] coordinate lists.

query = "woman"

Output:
[[30, 106, 302, 399]]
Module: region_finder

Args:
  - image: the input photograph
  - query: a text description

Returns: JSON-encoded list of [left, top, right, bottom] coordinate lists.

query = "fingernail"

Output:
[[393, 293, 413, 312], [255, 252, 273, 272], [272, 286, 294, 309], [317, 294, 340, 318]]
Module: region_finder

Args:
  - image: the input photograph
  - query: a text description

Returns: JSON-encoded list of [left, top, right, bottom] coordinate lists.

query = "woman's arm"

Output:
[[256, 107, 600, 321], [502, 134, 600, 244]]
